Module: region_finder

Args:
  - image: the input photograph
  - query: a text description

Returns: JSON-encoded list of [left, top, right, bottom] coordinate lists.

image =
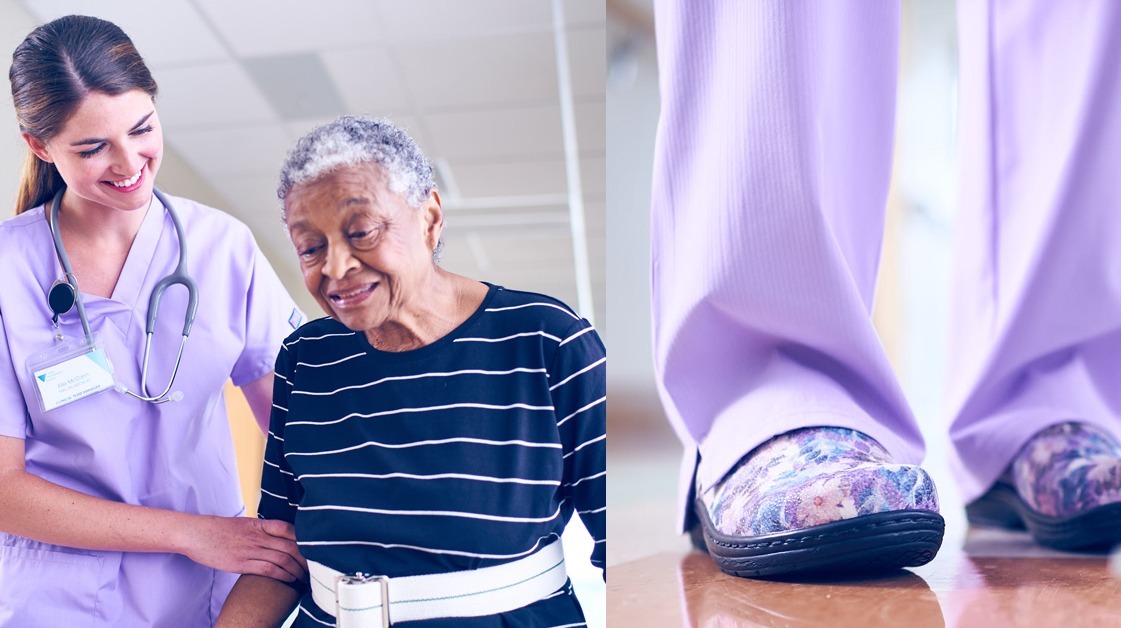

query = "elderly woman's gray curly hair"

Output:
[[277, 115, 436, 217]]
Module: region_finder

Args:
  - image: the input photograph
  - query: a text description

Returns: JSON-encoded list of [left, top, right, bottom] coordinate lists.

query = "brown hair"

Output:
[[9, 15, 158, 214]]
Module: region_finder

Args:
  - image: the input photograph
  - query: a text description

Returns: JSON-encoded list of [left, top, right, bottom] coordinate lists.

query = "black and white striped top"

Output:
[[259, 284, 606, 627]]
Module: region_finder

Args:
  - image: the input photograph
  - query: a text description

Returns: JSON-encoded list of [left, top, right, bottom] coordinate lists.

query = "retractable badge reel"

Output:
[[48, 276, 75, 341], [25, 276, 117, 413]]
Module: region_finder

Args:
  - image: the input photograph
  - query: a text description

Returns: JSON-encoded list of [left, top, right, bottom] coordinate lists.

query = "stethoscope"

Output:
[[46, 186, 199, 404]]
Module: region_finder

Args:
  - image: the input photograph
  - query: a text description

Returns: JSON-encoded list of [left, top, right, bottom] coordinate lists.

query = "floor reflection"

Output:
[[676, 553, 944, 628], [609, 534, 1121, 627], [940, 556, 1121, 627]]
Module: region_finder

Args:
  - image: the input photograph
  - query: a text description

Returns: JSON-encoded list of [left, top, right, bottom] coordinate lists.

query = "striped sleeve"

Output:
[[551, 317, 606, 578], [258, 342, 303, 523]]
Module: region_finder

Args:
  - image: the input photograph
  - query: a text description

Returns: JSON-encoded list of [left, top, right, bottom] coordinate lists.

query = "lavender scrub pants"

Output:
[[650, 1, 1121, 531]]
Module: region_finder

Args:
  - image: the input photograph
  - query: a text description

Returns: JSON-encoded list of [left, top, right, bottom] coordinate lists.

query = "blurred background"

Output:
[[606, 0, 963, 567], [0, 0, 605, 327], [0, 0, 605, 624]]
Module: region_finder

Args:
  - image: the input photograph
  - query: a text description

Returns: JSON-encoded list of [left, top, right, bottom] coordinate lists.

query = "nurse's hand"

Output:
[[181, 516, 307, 582]]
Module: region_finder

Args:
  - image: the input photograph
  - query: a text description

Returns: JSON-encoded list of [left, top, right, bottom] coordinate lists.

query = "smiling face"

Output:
[[285, 162, 444, 334], [23, 89, 163, 213]]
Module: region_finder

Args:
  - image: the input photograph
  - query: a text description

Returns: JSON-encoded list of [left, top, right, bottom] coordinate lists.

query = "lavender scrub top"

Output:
[[0, 193, 304, 626]]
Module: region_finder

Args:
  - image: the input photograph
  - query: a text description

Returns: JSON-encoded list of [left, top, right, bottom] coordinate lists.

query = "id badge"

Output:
[[25, 334, 116, 413]]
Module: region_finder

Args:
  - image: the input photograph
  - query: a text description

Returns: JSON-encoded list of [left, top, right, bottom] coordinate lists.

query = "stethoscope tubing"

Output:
[[47, 186, 198, 403], [46, 189, 92, 341]]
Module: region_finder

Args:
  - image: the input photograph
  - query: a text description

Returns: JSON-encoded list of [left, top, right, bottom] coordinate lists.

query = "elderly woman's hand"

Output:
[[178, 515, 306, 582]]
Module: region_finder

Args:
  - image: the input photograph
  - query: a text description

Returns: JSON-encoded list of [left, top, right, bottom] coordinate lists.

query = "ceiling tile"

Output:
[[16, 0, 228, 67], [426, 106, 562, 161], [193, 0, 385, 57], [156, 62, 278, 130], [372, 0, 552, 39], [443, 212, 570, 236], [484, 233, 576, 266], [425, 105, 598, 166], [320, 47, 413, 114], [443, 154, 601, 206], [398, 33, 557, 110], [243, 53, 348, 120], [166, 124, 292, 180], [282, 118, 339, 143], [447, 159, 567, 198], [283, 115, 424, 144]]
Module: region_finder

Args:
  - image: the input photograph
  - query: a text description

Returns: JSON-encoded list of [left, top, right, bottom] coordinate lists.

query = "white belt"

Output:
[[308, 540, 567, 627]]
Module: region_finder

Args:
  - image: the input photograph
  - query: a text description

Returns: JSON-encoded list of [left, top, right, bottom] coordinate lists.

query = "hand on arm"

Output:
[[181, 516, 306, 582], [0, 435, 305, 581]]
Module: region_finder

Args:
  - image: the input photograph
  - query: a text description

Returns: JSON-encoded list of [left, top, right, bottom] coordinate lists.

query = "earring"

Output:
[[432, 239, 445, 263]]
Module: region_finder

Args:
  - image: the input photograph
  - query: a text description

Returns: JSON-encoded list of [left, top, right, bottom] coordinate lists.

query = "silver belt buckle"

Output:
[[335, 572, 391, 628]]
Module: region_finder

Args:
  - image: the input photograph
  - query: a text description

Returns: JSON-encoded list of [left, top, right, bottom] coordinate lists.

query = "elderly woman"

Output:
[[217, 116, 606, 627]]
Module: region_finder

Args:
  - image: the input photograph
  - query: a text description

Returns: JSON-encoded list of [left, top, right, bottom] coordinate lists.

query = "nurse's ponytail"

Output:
[[9, 15, 158, 215], [15, 152, 64, 216]]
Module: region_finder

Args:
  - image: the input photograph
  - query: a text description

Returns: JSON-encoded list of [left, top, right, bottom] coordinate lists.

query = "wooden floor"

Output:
[[609, 536, 1121, 626], [607, 403, 1121, 627]]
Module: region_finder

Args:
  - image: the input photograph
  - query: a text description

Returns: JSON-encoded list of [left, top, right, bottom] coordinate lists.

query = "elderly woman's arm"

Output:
[[551, 318, 608, 579], [217, 574, 301, 627], [219, 349, 309, 624]]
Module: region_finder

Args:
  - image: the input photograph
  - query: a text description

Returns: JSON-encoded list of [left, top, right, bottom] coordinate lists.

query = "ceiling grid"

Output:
[[15, 0, 606, 330]]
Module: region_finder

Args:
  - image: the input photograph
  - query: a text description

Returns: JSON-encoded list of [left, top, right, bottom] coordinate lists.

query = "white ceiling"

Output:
[[12, 0, 606, 330]]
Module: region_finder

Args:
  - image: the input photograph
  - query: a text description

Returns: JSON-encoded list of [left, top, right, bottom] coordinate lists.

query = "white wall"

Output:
[[605, 17, 658, 398], [0, 0, 39, 213]]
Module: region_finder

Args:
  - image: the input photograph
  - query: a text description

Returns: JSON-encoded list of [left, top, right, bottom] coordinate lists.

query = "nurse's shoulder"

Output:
[[153, 193, 280, 285], [0, 205, 56, 269], [156, 192, 259, 249], [0, 204, 51, 236]]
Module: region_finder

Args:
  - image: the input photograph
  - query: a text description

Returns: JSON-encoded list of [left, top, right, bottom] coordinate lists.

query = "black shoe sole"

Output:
[[691, 499, 945, 579], [966, 482, 1121, 551]]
